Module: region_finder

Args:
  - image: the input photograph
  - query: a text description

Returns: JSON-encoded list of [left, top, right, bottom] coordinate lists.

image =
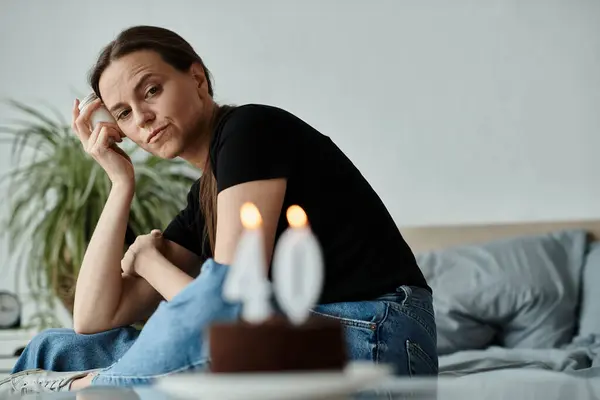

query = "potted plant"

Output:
[[0, 100, 197, 328]]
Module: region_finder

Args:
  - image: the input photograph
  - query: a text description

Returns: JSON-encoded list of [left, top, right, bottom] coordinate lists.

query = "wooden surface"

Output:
[[399, 219, 600, 253]]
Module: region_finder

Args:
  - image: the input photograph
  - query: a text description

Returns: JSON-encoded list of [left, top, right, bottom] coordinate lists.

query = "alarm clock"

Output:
[[0, 291, 21, 329]]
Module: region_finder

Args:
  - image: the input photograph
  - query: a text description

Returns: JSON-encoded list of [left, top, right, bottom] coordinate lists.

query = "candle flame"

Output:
[[286, 205, 307, 228], [241, 202, 262, 229]]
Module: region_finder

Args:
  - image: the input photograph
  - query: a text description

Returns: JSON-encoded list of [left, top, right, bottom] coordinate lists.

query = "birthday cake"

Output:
[[208, 315, 347, 373], [209, 203, 348, 373]]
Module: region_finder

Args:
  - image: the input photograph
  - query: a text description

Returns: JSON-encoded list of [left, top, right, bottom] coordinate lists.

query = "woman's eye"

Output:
[[117, 110, 131, 120], [145, 85, 160, 98]]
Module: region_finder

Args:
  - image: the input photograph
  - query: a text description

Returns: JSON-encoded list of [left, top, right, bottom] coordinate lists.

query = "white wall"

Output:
[[1, 0, 600, 323]]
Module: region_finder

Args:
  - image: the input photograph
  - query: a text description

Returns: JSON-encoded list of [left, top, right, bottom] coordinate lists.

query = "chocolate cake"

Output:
[[208, 315, 347, 373]]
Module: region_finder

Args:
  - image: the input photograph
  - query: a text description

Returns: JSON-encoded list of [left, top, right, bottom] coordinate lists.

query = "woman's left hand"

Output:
[[122, 229, 164, 277]]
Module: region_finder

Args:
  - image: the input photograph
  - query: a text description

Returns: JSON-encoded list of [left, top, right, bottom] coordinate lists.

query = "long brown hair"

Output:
[[88, 25, 222, 255]]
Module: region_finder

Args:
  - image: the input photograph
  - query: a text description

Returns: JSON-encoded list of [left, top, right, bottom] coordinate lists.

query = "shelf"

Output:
[[0, 329, 37, 339], [0, 357, 17, 372]]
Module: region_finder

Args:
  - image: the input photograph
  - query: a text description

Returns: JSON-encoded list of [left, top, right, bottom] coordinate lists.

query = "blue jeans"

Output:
[[13, 259, 438, 385]]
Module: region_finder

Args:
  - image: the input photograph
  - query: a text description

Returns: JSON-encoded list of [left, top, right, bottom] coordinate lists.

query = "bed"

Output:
[[399, 219, 600, 379]]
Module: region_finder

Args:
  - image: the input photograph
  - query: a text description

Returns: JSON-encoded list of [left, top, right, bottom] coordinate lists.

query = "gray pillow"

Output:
[[416, 230, 587, 356], [576, 241, 600, 338]]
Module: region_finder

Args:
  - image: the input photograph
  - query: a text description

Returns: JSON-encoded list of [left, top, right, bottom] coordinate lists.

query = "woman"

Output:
[[1, 25, 437, 395]]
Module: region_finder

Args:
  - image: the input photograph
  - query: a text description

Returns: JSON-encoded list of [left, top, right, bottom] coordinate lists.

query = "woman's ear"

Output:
[[190, 64, 207, 89]]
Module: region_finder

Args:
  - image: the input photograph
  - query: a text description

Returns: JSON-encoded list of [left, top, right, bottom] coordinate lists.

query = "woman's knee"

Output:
[[16, 326, 140, 372], [12, 328, 80, 372], [25, 328, 78, 353]]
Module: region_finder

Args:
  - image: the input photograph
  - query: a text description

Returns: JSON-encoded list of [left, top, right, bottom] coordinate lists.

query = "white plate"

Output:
[[156, 361, 393, 399]]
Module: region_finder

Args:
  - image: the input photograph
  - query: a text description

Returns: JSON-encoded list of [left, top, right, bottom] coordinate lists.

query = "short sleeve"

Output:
[[212, 105, 296, 193], [162, 179, 205, 257]]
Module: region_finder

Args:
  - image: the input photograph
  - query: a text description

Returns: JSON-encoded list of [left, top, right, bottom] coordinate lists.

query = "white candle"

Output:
[[272, 205, 324, 325], [222, 202, 272, 324]]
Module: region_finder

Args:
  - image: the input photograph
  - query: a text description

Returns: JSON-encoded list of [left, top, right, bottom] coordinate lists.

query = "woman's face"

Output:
[[98, 50, 213, 159]]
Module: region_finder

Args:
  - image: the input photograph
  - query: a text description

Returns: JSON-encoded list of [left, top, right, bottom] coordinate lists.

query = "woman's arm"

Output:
[[73, 183, 201, 334], [214, 178, 287, 266], [102, 239, 200, 333], [73, 183, 135, 333], [129, 246, 195, 301]]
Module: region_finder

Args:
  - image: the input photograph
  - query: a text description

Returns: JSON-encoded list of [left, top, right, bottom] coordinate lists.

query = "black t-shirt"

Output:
[[163, 104, 430, 303]]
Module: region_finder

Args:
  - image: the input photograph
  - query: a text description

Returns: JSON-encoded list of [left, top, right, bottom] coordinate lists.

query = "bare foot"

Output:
[[70, 373, 95, 391]]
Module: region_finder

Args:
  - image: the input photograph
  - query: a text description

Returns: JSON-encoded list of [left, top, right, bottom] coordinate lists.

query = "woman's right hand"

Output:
[[72, 98, 135, 187]]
